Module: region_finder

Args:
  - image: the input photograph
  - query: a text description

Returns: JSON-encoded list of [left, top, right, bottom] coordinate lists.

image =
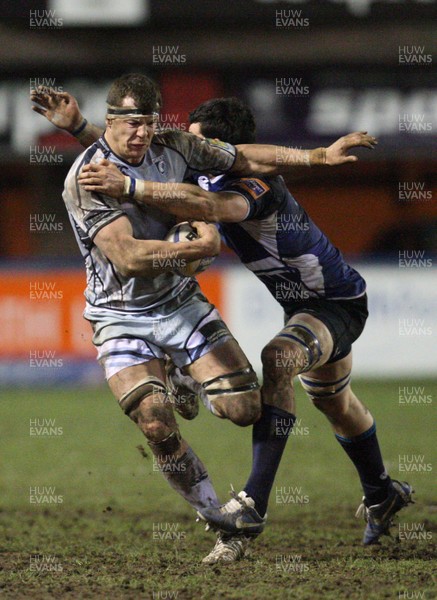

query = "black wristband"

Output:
[[71, 118, 88, 137]]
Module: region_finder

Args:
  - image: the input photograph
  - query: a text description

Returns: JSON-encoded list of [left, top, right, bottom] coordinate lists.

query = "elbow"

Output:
[[117, 262, 154, 278], [232, 149, 250, 175], [113, 248, 135, 277]]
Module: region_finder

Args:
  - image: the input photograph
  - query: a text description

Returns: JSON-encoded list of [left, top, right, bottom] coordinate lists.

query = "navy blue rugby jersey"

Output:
[[192, 174, 366, 311]]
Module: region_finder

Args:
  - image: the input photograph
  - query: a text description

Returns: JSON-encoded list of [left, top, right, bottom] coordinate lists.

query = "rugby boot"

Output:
[[198, 490, 266, 536], [355, 480, 414, 545], [202, 532, 251, 564]]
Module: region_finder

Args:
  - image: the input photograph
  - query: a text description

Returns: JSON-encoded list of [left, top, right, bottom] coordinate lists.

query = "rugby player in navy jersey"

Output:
[[184, 100, 413, 556], [31, 88, 411, 564]]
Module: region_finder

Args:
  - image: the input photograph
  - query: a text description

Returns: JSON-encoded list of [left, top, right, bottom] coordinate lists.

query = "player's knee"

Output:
[[202, 366, 260, 426], [142, 418, 171, 443], [263, 323, 324, 377], [131, 398, 172, 435], [261, 340, 303, 379], [261, 341, 284, 375], [218, 391, 261, 427], [132, 400, 181, 455], [118, 375, 175, 433]]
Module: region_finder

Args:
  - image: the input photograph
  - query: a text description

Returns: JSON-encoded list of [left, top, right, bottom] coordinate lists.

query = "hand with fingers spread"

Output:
[[324, 131, 378, 166], [30, 87, 84, 133], [79, 159, 126, 198]]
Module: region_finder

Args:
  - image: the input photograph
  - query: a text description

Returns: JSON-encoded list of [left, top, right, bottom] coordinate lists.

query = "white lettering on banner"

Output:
[[48, 0, 149, 25], [308, 89, 436, 135], [255, 0, 433, 18], [2, 81, 435, 151]]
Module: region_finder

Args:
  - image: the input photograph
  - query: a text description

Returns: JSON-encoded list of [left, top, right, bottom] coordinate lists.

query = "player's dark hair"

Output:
[[106, 73, 162, 113], [189, 97, 256, 144]]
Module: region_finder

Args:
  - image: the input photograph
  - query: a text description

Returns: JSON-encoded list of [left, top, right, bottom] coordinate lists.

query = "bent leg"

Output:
[[108, 360, 220, 510], [242, 313, 334, 516], [186, 339, 261, 427], [261, 312, 334, 412]]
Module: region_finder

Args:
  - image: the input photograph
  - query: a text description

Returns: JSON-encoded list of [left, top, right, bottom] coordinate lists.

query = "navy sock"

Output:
[[335, 422, 392, 505], [244, 404, 295, 517]]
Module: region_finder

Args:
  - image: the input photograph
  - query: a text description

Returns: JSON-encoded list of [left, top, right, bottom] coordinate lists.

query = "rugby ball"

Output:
[[165, 221, 215, 277]]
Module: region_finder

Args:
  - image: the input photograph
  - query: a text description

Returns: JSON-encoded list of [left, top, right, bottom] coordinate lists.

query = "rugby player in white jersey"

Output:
[[31, 75, 268, 546], [29, 81, 388, 554]]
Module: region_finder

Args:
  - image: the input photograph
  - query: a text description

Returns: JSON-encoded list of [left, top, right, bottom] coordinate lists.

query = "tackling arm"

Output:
[[94, 216, 221, 278], [78, 161, 248, 223]]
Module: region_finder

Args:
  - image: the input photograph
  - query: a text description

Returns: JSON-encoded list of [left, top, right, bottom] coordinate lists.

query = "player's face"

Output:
[[106, 96, 157, 163]]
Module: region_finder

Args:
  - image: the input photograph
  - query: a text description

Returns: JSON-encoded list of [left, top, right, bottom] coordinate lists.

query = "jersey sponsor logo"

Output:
[[196, 175, 210, 190], [233, 178, 270, 200]]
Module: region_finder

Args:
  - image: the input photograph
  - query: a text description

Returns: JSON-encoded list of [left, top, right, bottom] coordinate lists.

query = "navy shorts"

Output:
[[284, 294, 368, 363]]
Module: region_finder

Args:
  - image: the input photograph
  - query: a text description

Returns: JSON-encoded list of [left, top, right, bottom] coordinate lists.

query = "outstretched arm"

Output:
[[30, 87, 103, 147], [233, 131, 377, 174]]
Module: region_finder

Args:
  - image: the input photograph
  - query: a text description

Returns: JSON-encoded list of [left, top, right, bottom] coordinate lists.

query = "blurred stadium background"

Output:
[[1, 3, 436, 598], [0, 1, 436, 382]]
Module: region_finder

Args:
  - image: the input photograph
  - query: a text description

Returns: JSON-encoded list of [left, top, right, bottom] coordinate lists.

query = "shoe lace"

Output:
[[355, 501, 367, 520], [195, 486, 256, 533], [208, 485, 248, 516]]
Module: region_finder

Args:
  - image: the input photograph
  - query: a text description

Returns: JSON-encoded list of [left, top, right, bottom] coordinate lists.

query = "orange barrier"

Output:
[[0, 269, 225, 359]]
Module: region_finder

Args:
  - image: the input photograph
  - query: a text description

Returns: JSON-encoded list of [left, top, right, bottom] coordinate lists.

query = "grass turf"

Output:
[[1, 380, 436, 599]]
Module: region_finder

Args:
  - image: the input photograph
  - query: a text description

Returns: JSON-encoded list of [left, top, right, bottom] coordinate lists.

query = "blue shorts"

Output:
[[284, 294, 368, 363]]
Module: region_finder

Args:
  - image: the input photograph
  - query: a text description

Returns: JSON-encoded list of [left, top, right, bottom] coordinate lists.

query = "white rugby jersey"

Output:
[[63, 131, 236, 313]]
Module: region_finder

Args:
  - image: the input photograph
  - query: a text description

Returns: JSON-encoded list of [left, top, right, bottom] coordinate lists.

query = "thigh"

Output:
[[298, 351, 353, 402], [96, 336, 165, 382], [185, 339, 250, 383], [185, 338, 261, 425], [108, 359, 166, 401], [161, 293, 235, 370], [288, 296, 368, 365], [304, 351, 352, 383]]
